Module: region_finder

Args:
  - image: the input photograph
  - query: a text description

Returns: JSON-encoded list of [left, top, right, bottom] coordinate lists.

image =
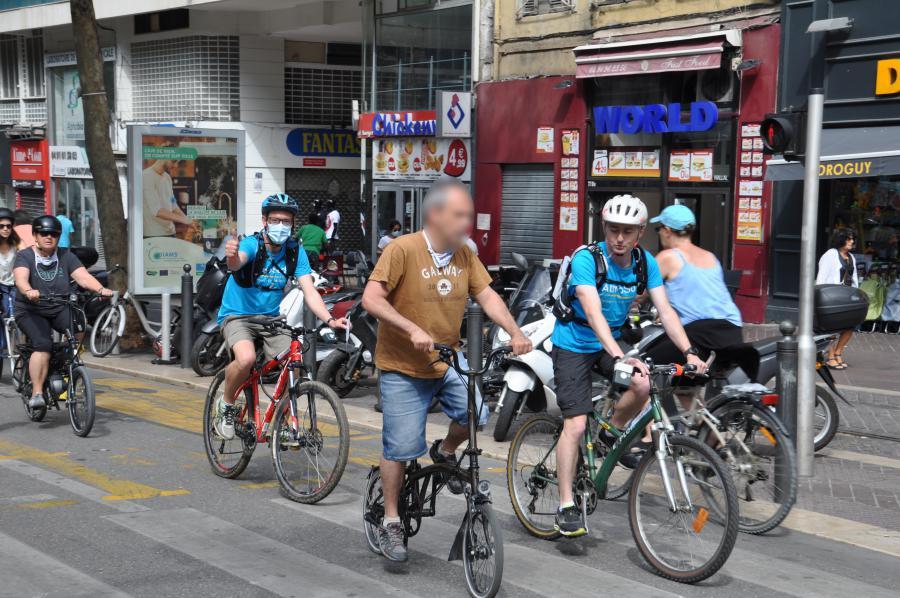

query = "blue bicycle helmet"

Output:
[[261, 193, 299, 217]]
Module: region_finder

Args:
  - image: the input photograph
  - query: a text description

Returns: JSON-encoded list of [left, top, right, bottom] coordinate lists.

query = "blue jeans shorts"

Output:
[[380, 353, 488, 462]]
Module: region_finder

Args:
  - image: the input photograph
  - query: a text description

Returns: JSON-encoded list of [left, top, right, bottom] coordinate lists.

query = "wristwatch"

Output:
[[684, 346, 700, 358], [327, 316, 336, 325]]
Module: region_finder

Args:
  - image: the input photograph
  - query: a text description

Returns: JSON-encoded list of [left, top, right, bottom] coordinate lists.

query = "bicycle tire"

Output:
[[700, 401, 797, 535], [362, 466, 385, 555], [463, 502, 504, 598], [271, 380, 349, 504], [67, 366, 96, 437], [506, 414, 562, 540], [628, 434, 739, 584], [90, 304, 123, 357], [202, 371, 254, 478], [814, 386, 839, 452]]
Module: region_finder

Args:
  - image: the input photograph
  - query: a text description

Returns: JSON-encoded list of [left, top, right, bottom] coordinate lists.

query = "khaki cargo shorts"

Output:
[[221, 316, 291, 360]]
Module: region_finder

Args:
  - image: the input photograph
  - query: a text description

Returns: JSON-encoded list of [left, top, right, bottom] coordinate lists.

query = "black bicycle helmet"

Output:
[[33, 214, 62, 234], [0, 208, 14, 222]]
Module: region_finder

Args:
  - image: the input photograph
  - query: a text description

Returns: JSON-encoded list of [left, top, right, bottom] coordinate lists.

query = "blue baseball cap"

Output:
[[650, 204, 696, 231]]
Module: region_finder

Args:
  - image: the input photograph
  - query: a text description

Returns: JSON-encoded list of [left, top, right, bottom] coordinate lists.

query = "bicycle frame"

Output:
[[230, 334, 308, 444]]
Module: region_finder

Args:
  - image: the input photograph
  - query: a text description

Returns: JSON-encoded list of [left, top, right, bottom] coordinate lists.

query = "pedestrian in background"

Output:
[[377, 219, 402, 255], [13, 209, 34, 250], [0, 208, 20, 359], [56, 202, 76, 252], [817, 227, 859, 369], [297, 212, 326, 268]]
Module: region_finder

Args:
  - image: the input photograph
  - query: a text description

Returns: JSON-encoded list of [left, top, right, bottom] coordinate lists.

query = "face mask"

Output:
[[391, 230, 401, 237], [423, 230, 454, 269], [266, 223, 291, 245], [35, 251, 59, 267]]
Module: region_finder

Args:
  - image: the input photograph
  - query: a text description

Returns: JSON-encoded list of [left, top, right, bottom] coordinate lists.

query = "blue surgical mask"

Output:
[[391, 229, 401, 237], [266, 223, 291, 245]]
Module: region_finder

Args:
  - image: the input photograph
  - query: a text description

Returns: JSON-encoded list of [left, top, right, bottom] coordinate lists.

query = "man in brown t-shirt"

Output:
[[362, 180, 532, 562]]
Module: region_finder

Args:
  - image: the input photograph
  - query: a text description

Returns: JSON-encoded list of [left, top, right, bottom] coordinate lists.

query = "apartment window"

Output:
[[23, 35, 44, 97], [285, 66, 362, 127], [517, 0, 575, 18], [131, 35, 239, 121], [0, 36, 18, 99], [0, 33, 46, 124]]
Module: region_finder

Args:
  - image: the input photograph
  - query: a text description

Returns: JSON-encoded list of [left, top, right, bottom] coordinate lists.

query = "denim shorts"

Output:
[[379, 353, 488, 462]]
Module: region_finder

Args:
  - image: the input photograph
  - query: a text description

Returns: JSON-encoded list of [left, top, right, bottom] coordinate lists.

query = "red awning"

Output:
[[574, 39, 725, 79]]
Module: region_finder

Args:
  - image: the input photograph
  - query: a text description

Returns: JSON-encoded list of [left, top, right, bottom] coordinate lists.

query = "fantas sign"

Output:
[[593, 101, 718, 135], [357, 111, 437, 138]]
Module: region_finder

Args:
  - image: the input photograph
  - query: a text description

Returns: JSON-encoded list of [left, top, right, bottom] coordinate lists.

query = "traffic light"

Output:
[[760, 111, 807, 161]]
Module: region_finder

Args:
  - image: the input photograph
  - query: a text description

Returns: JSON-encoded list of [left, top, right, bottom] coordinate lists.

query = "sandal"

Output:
[[825, 358, 846, 370], [834, 353, 848, 368]]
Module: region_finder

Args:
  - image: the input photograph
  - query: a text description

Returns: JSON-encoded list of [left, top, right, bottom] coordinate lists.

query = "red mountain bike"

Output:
[[202, 316, 349, 503]]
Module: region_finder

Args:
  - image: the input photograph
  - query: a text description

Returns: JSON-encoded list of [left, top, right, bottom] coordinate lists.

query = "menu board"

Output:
[[373, 137, 471, 181], [591, 149, 660, 178], [668, 149, 713, 182], [735, 122, 766, 242], [558, 129, 580, 231], [536, 127, 554, 153]]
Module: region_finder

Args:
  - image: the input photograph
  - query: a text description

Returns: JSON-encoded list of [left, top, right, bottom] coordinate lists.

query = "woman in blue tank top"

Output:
[[643, 205, 746, 369]]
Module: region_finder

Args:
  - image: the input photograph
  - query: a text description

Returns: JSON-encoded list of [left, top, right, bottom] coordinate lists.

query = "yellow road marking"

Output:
[[12, 499, 79, 510], [0, 438, 189, 502], [240, 481, 280, 490], [94, 378, 203, 434]]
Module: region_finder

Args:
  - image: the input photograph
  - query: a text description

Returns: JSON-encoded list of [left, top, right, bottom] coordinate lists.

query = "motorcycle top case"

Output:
[[813, 284, 869, 333], [196, 256, 229, 312]]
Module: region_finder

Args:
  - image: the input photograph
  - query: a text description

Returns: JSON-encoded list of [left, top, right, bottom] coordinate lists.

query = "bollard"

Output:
[[466, 301, 484, 394], [775, 319, 798, 502], [181, 264, 193, 369], [155, 292, 173, 364], [303, 303, 318, 380]]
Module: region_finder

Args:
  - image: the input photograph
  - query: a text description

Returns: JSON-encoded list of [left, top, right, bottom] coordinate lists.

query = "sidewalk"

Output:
[[83, 347, 900, 549]]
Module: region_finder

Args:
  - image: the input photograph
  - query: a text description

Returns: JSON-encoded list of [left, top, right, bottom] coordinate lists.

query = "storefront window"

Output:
[[828, 176, 900, 268], [373, 3, 472, 111], [54, 178, 98, 248]]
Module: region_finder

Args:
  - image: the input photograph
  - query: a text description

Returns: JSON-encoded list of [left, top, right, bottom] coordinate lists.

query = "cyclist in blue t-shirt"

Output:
[[551, 194, 707, 538], [214, 194, 349, 440]]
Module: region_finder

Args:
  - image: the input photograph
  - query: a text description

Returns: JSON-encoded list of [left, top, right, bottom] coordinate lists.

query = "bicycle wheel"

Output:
[[700, 401, 797, 535], [363, 467, 385, 555], [67, 366, 96, 437], [271, 380, 349, 503], [463, 503, 504, 598], [628, 434, 738, 584], [202, 371, 254, 478], [506, 415, 562, 539], [813, 387, 839, 451], [90, 304, 123, 357]]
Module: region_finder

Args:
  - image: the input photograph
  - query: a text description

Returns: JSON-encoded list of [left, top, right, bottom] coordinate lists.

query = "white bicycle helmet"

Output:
[[602, 194, 648, 226]]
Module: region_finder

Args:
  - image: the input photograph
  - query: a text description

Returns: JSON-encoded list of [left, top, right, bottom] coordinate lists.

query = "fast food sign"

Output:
[[357, 110, 438, 139], [372, 137, 470, 182]]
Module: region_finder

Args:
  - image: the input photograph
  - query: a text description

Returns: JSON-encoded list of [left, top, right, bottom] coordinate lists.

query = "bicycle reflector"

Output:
[[693, 507, 710, 534], [761, 393, 779, 406]]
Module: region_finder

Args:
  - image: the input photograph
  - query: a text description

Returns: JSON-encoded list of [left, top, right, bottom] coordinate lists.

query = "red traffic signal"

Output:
[[760, 111, 806, 161]]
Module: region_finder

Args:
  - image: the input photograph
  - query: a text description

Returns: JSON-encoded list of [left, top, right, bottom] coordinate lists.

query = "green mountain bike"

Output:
[[506, 359, 739, 584]]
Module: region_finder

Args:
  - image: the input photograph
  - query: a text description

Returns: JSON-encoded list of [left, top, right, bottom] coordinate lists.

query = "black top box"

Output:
[[814, 284, 869, 333]]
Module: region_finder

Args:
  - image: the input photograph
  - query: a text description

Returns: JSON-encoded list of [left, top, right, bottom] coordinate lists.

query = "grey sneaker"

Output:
[[555, 505, 587, 538], [377, 521, 407, 562], [215, 396, 236, 440], [28, 394, 45, 409]]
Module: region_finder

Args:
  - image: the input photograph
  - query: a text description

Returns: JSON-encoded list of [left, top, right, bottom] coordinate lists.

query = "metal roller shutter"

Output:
[[500, 164, 555, 264]]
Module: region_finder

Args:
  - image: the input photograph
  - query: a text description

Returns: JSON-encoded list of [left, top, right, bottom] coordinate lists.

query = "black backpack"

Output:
[[551, 243, 648, 327], [232, 232, 300, 291]]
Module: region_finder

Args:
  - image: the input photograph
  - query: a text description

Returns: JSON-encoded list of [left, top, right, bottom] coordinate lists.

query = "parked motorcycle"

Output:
[[316, 299, 377, 397], [190, 256, 230, 376]]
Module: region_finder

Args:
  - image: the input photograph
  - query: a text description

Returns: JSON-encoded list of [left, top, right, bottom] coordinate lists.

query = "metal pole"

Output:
[[466, 301, 484, 395], [303, 303, 318, 380], [160, 292, 171, 363], [775, 320, 798, 501], [180, 264, 193, 368]]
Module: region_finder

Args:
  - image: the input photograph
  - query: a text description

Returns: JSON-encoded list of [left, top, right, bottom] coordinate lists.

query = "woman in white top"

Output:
[[816, 228, 858, 369], [0, 208, 19, 357], [377, 220, 402, 256]]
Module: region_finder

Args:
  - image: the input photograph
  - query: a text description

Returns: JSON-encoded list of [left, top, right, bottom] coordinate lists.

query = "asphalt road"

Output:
[[0, 368, 898, 598]]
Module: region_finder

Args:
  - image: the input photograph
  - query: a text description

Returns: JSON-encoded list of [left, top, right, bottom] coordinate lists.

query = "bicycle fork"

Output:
[[653, 424, 694, 513]]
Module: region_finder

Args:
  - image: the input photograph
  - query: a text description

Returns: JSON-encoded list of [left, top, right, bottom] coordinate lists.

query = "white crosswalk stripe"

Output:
[[273, 494, 685, 598], [0, 530, 132, 597], [105, 507, 420, 598]]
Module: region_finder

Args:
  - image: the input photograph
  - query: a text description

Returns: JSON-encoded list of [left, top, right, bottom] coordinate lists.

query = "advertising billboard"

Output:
[[128, 126, 244, 294]]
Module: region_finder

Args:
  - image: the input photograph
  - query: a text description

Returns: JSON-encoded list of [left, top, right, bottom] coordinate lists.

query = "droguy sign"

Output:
[[593, 101, 718, 135]]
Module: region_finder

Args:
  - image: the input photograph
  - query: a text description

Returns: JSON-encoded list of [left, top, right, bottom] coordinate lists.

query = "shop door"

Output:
[[587, 189, 663, 254], [500, 165, 555, 264], [664, 190, 731, 265], [371, 184, 426, 259]]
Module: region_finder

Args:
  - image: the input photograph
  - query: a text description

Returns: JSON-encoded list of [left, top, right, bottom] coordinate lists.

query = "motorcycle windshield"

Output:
[[509, 268, 552, 326]]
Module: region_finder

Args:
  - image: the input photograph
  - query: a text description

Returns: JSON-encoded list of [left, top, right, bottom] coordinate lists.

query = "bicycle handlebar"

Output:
[[245, 315, 315, 335], [432, 343, 513, 377]]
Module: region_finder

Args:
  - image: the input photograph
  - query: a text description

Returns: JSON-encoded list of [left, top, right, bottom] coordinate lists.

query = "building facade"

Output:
[[476, 0, 782, 322]]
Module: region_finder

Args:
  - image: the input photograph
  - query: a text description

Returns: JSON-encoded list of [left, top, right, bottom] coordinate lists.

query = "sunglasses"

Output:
[[0, 224, 11, 230], [36, 231, 61, 238]]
